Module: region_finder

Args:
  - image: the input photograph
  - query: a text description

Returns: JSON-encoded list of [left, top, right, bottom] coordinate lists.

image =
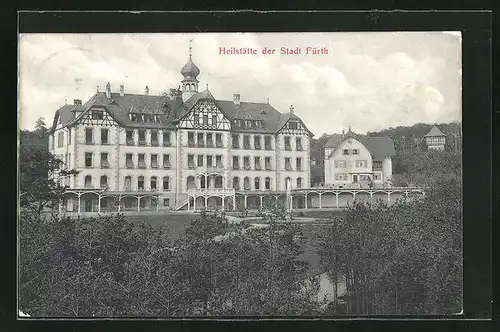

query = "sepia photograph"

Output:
[[18, 31, 463, 317]]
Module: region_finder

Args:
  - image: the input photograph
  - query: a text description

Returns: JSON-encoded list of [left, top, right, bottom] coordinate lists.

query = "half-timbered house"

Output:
[[48, 48, 313, 212]]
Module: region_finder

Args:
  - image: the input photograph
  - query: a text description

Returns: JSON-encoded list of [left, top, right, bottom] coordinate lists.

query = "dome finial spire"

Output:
[[189, 38, 193, 58]]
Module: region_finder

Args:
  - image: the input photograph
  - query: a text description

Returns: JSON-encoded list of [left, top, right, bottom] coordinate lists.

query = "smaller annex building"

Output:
[[424, 125, 447, 151], [323, 128, 395, 188]]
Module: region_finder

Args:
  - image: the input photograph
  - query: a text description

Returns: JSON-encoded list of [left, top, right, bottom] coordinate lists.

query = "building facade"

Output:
[[48, 50, 312, 212], [323, 129, 395, 188], [424, 125, 446, 151]]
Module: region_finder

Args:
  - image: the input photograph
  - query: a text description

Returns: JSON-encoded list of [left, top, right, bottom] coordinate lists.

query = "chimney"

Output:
[[120, 84, 124, 97], [73, 99, 82, 105], [96, 85, 100, 92], [290, 105, 294, 114], [145, 86, 149, 95], [266, 98, 269, 104], [233, 93, 240, 106], [342, 129, 345, 138], [105, 82, 111, 99]]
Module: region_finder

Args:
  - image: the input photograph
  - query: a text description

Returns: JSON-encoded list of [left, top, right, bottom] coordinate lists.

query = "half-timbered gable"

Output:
[[76, 106, 119, 127], [178, 98, 231, 131]]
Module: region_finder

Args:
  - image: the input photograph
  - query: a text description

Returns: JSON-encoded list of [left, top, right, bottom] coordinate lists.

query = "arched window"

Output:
[[187, 176, 196, 190], [151, 176, 157, 190], [163, 176, 170, 191], [100, 175, 108, 189], [285, 177, 291, 190], [84, 175, 92, 188], [124, 176, 132, 190], [138, 176, 145, 190], [297, 177, 303, 189], [233, 177, 240, 190], [254, 177, 261, 190], [243, 177, 251, 190], [265, 177, 271, 190]]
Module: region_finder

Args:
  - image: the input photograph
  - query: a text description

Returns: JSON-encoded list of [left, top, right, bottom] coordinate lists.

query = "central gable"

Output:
[[75, 107, 120, 127], [277, 116, 312, 136], [178, 99, 231, 131]]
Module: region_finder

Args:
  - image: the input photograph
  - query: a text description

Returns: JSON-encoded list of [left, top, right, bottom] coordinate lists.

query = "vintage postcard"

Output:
[[18, 32, 463, 317]]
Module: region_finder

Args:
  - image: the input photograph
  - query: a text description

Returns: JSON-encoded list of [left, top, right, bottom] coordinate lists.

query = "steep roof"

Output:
[[424, 125, 446, 137], [50, 89, 311, 135], [324, 133, 395, 160]]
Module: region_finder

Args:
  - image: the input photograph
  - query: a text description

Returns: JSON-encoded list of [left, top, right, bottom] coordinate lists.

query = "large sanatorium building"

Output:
[[48, 49, 313, 212]]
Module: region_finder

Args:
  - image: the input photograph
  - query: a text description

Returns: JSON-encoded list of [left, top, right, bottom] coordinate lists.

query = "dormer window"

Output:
[[129, 113, 138, 122], [289, 122, 298, 130]]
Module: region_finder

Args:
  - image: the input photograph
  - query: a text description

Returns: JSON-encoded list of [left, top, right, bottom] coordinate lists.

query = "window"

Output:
[[101, 128, 109, 144], [100, 175, 108, 189], [84, 175, 92, 188], [233, 156, 240, 170], [151, 131, 158, 146], [254, 136, 261, 149], [243, 135, 251, 149], [243, 177, 251, 190], [265, 177, 271, 190], [285, 177, 291, 189], [197, 155, 204, 167], [188, 132, 195, 147], [100, 153, 109, 168], [335, 160, 347, 168], [343, 149, 349, 155], [352, 149, 359, 155], [197, 133, 205, 147], [285, 157, 292, 171], [297, 177, 303, 189], [234, 119, 241, 127], [151, 176, 157, 190], [138, 176, 145, 190], [129, 113, 138, 122], [124, 176, 132, 190], [355, 160, 368, 168], [244, 156, 251, 170], [212, 115, 217, 126], [68, 128, 72, 144], [151, 154, 159, 168], [373, 173, 381, 181], [289, 122, 298, 130], [92, 110, 104, 120], [215, 133, 223, 147], [284, 136, 291, 150], [233, 177, 240, 190], [206, 133, 214, 147], [138, 130, 146, 146], [126, 154, 134, 168], [296, 137, 303, 151], [254, 177, 261, 190], [163, 198, 170, 207], [188, 154, 195, 169], [126, 130, 134, 145], [203, 114, 208, 125], [57, 132, 64, 148], [85, 128, 93, 145], [254, 157, 262, 170], [265, 157, 272, 170], [373, 161, 383, 169], [232, 134, 240, 149], [265, 136, 272, 150], [335, 173, 348, 181], [216, 155, 222, 167], [138, 153, 146, 169], [163, 131, 171, 146], [194, 114, 199, 124], [296, 158, 302, 171], [163, 176, 170, 190], [207, 155, 213, 168], [160, 155, 170, 169], [85, 152, 93, 168]]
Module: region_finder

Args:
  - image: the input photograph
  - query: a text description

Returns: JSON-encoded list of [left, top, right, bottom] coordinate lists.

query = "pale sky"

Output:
[[18, 32, 462, 136]]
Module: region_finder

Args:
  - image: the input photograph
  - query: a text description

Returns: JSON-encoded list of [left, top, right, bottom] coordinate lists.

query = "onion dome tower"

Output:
[[181, 40, 200, 102]]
